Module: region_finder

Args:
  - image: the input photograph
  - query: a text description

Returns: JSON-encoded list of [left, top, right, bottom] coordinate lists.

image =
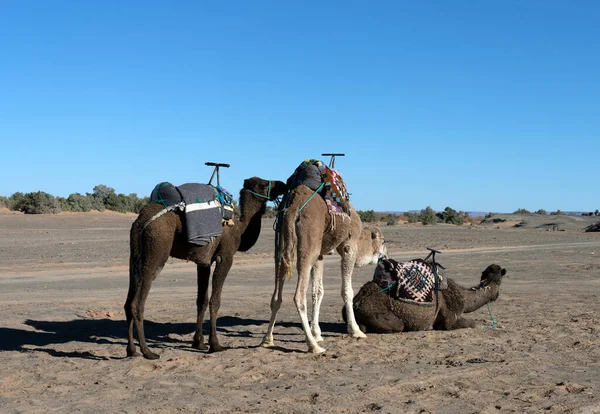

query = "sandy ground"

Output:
[[1, 211, 599, 413]]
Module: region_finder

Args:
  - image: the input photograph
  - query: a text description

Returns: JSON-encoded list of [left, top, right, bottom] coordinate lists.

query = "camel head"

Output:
[[238, 177, 287, 216], [474, 264, 507, 300], [355, 225, 387, 268]]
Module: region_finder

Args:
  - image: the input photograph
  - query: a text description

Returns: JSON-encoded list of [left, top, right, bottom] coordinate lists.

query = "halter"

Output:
[[243, 180, 272, 200]]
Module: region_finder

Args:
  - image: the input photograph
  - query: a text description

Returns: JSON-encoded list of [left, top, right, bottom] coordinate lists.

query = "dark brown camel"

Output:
[[343, 264, 507, 333], [125, 177, 286, 359]]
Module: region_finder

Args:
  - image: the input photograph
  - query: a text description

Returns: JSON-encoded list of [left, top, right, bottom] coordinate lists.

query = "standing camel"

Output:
[[261, 163, 386, 353], [125, 177, 286, 359]]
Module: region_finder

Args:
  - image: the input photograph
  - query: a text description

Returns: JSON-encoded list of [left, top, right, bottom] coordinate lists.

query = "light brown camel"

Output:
[[343, 264, 507, 333], [260, 185, 386, 353], [125, 177, 286, 359]]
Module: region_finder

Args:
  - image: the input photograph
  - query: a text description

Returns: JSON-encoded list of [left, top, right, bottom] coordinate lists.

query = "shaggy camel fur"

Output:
[[261, 185, 386, 353], [125, 177, 286, 359], [344, 264, 507, 333]]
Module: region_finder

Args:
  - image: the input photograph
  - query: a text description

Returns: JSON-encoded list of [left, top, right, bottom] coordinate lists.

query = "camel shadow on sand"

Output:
[[0, 316, 346, 360]]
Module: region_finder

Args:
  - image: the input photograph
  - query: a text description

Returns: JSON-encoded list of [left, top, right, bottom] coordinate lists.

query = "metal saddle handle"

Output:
[[206, 162, 230, 186]]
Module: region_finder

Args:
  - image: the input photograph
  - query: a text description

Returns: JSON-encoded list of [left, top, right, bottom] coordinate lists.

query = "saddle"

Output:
[[285, 159, 351, 217], [373, 249, 447, 306], [149, 182, 235, 245]]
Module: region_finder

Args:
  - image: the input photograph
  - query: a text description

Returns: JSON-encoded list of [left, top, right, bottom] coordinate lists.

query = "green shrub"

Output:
[[437, 206, 465, 225], [419, 206, 438, 225], [513, 208, 530, 214], [405, 212, 419, 223], [534, 209, 547, 215], [358, 210, 378, 223], [19, 191, 61, 214], [68, 193, 93, 212], [550, 210, 565, 215]]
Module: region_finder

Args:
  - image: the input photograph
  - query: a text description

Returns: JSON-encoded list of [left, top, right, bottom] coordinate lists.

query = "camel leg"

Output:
[[339, 245, 367, 339], [296, 252, 325, 353], [310, 256, 325, 342], [450, 316, 477, 329], [207, 255, 233, 353], [192, 264, 211, 350], [124, 273, 140, 357], [260, 261, 286, 348], [130, 267, 162, 360]]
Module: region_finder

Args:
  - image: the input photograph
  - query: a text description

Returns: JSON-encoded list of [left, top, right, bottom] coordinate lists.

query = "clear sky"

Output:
[[1, 1, 599, 213]]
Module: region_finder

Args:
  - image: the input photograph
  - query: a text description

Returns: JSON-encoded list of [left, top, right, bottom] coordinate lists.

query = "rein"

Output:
[[483, 303, 497, 329], [243, 180, 272, 200]]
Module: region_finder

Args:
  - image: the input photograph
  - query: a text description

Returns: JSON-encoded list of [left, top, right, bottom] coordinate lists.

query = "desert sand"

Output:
[[1, 210, 599, 413]]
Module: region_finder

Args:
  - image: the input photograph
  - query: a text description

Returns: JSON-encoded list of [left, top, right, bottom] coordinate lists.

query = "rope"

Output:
[[299, 182, 324, 211], [483, 303, 497, 328], [243, 181, 271, 200]]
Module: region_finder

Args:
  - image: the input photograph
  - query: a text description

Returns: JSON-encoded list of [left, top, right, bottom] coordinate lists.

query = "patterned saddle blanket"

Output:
[[373, 258, 447, 305], [286, 159, 351, 217], [150, 182, 234, 246]]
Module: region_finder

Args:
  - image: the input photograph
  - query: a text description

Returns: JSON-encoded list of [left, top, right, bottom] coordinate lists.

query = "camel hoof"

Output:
[[126, 350, 141, 358], [351, 330, 367, 339], [309, 345, 326, 354], [142, 351, 160, 360], [192, 341, 208, 351], [260, 339, 274, 348], [208, 344, 226, 353]]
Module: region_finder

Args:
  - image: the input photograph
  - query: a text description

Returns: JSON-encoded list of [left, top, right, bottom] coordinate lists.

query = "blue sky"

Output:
[[1, 1, 599, 212]]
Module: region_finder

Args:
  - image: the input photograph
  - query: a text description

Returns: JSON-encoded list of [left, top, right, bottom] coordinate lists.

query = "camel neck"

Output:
[[237, 199, 265, 252], [461, 283, 500, 313]]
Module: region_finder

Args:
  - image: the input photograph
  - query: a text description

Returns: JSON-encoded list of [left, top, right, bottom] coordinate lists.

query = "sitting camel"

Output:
[[344, 264, 507, 333], [261, 162, 386, 353], [125, 177, 286, 359]]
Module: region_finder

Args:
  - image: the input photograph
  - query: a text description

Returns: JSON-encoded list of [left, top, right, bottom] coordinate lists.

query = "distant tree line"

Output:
[[0, 185, 149, 214], [357, 207, 478, 226], [511, 208, 599, 216]]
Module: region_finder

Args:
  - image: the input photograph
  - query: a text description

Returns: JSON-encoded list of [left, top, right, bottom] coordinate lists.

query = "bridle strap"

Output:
[[243, 180, 271, 200]]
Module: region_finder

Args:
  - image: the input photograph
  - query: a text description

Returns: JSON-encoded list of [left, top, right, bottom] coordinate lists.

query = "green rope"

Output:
[[483, 303, 497, 329], [299, 182, 324, 211], [244, 180, 271, 200]]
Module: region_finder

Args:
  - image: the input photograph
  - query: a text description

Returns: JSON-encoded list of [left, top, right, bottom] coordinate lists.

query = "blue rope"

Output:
[[483, 303, 497, 328]]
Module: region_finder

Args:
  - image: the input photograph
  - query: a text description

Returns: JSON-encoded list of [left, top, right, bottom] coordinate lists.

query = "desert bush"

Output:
[[404, 212, 419, 223], [56, 197, 70, 212], [550, 210, 565, 215], [484, 212, 495, 219], [382, 213, 399, 226], [19, 191, 61, 214], [358, 210, 378, 223], [0, 196, 7, 208], [87, 193, 106, 212], [437, 206, 465, 225], [419, 207, 438, 225], [92, 184, 116, 203], [68, 193, 93, 212], [6, 192, 26, 211], [513, 208, 530, 214], [534, 209, 547, 215]]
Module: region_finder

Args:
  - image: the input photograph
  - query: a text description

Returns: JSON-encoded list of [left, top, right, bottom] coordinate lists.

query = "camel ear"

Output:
[[501, 268, 506, 276]]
